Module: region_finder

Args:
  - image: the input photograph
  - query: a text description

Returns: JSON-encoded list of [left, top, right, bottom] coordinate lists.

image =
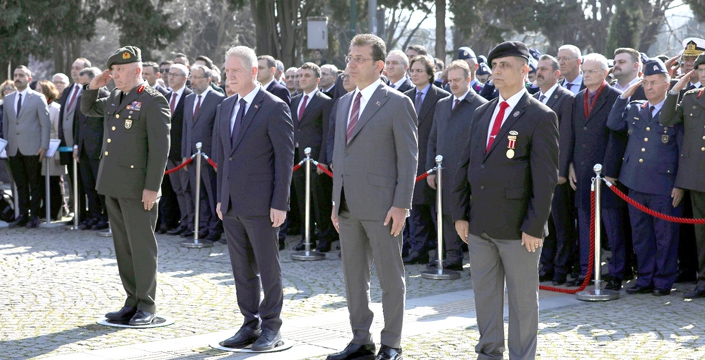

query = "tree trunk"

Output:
[[435, 0, 446, 61]]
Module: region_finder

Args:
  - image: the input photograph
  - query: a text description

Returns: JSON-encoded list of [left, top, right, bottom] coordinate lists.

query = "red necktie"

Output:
[[346, 92, 363, 143], [487, 101, 509, 153], [170, 93, 177, 114], [67, 85, 79, 111], [298, 95, 308, 121], [194, 95, 202, 118]]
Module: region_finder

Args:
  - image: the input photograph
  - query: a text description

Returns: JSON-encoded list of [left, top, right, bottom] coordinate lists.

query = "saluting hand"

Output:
[[384, 206, 407, 237], [142, 189, 158, 211], [620, 79, 643, 100], [672, 70, 695, 93], [89, 69, 112, 90]]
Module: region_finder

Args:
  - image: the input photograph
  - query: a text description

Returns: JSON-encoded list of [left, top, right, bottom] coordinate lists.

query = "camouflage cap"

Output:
[[107, 46, 142, 69]]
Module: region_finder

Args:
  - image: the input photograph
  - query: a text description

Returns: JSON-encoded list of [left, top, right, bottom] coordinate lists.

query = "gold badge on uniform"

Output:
[[507, 130, 518, 159], [125, 119, 133, 129], [123, 52, 131, 60], [661, 134, 669, 143]]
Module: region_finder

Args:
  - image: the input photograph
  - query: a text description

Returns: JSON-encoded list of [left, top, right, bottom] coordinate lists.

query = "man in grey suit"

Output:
[[328, 34, 418, 360], [182, 64, 225, 241], [3, 65, 50, 228]]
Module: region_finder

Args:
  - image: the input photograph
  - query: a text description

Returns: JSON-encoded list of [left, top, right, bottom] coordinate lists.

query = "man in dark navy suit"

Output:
[[534, 54, 577, 285], [557, 44, 586, 95], [258, 55, 291, 106], [563, 53, 625, 290], [290, 62, 335, 252], [451, 41, 558, 360], [182, 64, 226, 242], [385, 50, 413, 92], [215, 46, 294, 351], [426, 60, 486, 270]]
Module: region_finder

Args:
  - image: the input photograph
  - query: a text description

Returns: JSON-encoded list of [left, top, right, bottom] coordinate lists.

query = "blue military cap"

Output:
[[529, 57, 537, 73], [477, 63, 491, 76], [477, 55, 487, 64], [639, 52, 649, 64], [458, 47, 476, 60], [529, 48, 541, 61], [643, 59, 667, 76]]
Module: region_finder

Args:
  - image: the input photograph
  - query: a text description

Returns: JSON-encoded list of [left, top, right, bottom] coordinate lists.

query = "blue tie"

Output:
[[16, 93, 22, 116], [230, 98, 247, 148]]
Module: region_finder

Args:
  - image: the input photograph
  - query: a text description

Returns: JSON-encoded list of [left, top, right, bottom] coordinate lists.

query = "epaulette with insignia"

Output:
[[143, 85, 159, 96], [684, 87, 701, 96]]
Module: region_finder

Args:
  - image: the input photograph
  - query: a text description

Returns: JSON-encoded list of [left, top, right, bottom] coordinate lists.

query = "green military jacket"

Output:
[[81, 81, 170, 199], [662, 87, 705, 192]]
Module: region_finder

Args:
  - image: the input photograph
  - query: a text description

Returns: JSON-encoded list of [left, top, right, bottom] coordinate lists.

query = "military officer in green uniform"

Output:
[[80, 46, 171, 325], [661, 52, 705, 299]]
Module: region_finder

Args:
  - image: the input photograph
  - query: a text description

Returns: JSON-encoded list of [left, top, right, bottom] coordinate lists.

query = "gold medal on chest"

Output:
[[506, 149, 515, 159], [125, 119, 133, 129]]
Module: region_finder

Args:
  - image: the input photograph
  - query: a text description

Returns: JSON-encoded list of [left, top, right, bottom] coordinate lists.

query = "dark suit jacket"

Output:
[[535, 85, 574, 176], [427, 91, 487, 214], [182, 89, 225, 160], [291, 90, 333, 164], [167, 87, 193, 161], [561, 78, 587, 93], [393, 78, 413, 93], [74, 87, 111, 160], [58, 83, 82, 164], [405, 85, 450, 205], [562, 83, 623, 209], [266, 80, 291, 106], [214, 88, 294, 216], [153, 84, 170, 96], [451, 91, 559, 239]]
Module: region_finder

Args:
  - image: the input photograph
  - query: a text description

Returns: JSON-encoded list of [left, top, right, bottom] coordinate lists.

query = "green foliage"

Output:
[[684, 0, 705, 22], [606, 0, 643, 56]]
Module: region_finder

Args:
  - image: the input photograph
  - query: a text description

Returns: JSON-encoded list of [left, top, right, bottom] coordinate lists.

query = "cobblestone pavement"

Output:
[[2, 223, 705, 359]]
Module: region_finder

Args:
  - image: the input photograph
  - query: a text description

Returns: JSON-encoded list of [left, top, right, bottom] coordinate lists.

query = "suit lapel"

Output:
[[348, 84, 389, 144], [302, 92, 322, 121], [586, 87, 609, 123], [485, 93, 530, 159], [118, 88, 140, 112], [639, 103, 653, 124], [231, 89, 265, 154], [546, 91, 559, 108], [418, 87, 437, 122], [192, 92, 212, 126]]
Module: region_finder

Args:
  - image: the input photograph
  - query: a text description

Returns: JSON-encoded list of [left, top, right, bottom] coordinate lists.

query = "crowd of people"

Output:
[[3, 34, 705, 360]]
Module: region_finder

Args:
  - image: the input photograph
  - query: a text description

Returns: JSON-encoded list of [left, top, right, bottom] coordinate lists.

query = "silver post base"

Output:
[[68, 225, 80, 230], [39, 221, 65, 228], [576, 288, 620, 301], [421, 269, 461, 280], [97, 228, 112, 237], [181, 240, 214, 248], [290, 250, 326, 261]]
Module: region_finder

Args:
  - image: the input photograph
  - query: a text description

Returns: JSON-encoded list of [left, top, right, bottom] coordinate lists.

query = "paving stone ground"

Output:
[[2, 220, 705, 359]]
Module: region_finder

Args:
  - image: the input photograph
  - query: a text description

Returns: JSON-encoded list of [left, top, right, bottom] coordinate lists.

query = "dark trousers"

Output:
[[167, 159, 193, 230], [79, 154, 107, 222], [189, 161, 222, 234], [8, 153, 42, 218], [292, 151, 335, 242], [441, 213, 463, 264], [408, 204, 436, 254], [690, 190, 705, 288], [628, 190, 680, 290], [158, 174, 180, 229], [39, 175, 63, 220], [577, 206, 625, 279], [678, 191, 698, 275], [541, 182, 576, 278], [223, 211, 283, 332], [105, 196, 159, 313]]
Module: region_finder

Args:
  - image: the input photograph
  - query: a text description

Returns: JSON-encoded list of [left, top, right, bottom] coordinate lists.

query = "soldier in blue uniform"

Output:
[[607, 59, 684, 296]]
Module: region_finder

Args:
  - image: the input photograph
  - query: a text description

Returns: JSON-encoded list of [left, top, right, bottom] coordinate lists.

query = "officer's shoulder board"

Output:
[[141, 84, 160, 97], [684, 87, 701, 97]]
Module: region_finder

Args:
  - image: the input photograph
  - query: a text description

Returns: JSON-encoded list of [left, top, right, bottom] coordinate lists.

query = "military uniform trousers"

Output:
[[105, 196, 159, 313], [577, 206, 625, 279], [691, 190, 705, 288], [627, 189, 681, 290]]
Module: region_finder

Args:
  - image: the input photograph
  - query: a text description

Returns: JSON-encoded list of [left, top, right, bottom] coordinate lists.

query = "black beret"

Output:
[[487, 41, 530, 68], [107, 46, 142, 69], [695, 53, 705, 69]]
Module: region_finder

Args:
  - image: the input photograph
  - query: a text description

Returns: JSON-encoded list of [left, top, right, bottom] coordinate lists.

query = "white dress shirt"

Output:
[[230, 86, 260, 134], [347, 79, 382, 127], [486, 89, 526, 148]]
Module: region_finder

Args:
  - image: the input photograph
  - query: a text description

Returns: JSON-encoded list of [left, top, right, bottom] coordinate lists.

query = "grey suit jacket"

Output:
[[2, 89, 50, 156], [182, 90, 226, 159], [332, 82, 418, 220]]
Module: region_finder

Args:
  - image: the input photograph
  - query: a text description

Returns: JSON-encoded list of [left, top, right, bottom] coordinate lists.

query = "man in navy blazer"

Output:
[[258, 55, 291, 106], [182, 64, 225, 241], [562, 53, 625, 290], [290, 62, 335, 252], [215, 46, 294, 351]]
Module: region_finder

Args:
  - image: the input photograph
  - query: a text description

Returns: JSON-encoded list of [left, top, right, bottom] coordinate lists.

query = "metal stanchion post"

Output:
[[45, 157, 51, 223], [182, 142, 212, 248], [422, 155, 460, 280], [12, 178, 19, 219], [70, 155, 79, 230], [291, 147, 325, 261], [577, 164, 620, 301]]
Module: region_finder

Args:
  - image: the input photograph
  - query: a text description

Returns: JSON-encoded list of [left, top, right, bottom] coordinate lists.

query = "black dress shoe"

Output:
[[251, 329, 283, 351], [105, 306, 137, 321], [166, 226, 186, 235], [376, 344, 402, 360], [198, 229, 209, 238], [206, 231, 222, 241], [683, 286, 705, 299], [316, 240, 332, 252], [8, 215, 28, 228], [129, 310, 155, 325], [539, 272, 555, 282], [294, 240, 316, 251], [552, 274, 567, 286], [567, 275, 587, 287], [675, 270, 697, 283], [220, 326, 262, 348], [403, 251, 429, 265], [180, 230, 195, 238], [625, 284, 654, 294], [327, 342, 376, 360], [27, 217, 40, 228], [156, 224, 168, 234], [426, 260, 463, 271], [653, 288, 671, 296], [604, 278, 622, 291], [92, 221, 109, 230], [80, 218, 98, 230]]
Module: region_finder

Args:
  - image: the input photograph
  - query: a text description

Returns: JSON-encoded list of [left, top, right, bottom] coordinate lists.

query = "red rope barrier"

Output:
[[415, 168, 436, 183], [292, 163, 302, 173], [539, 190, 595, 293], [206, 157, 217, 169], [164, 156, 194, 175], [316, 163, 334, 178], [605, 181, 705, 224]]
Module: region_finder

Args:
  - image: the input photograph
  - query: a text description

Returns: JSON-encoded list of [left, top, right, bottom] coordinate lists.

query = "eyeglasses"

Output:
[[160, 69, 170, 73], [345, 56, 374, 64]]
